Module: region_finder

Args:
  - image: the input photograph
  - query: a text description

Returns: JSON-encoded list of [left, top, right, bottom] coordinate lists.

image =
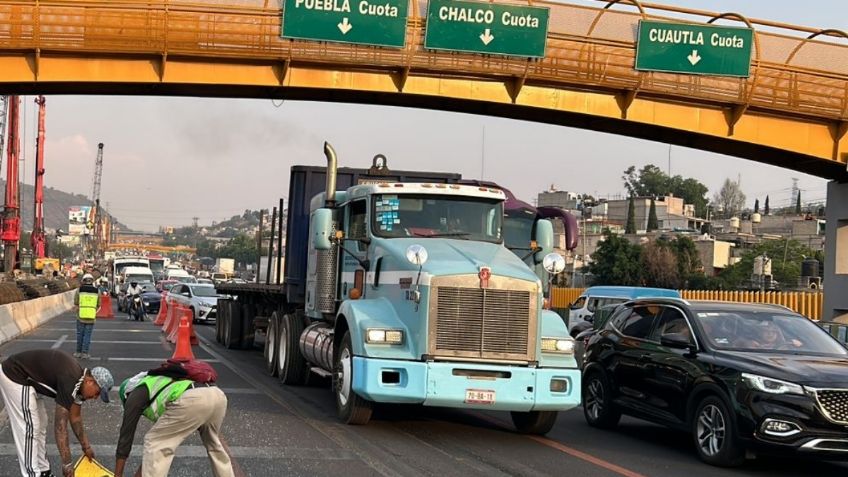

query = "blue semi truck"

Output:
[[215, 143, 579, 434]]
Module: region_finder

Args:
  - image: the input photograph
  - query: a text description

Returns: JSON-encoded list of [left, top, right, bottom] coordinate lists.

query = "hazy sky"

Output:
[[7, 0, 846, 232]]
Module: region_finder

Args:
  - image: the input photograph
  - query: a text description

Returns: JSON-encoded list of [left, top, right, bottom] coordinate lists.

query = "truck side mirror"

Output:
[[534, 219, 554, 263], [312, 208, 334, 251]]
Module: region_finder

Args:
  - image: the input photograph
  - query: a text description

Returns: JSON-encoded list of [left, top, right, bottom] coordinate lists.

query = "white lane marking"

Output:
[[51, 335, 68, 349], [75, 357, 221, 363], [195, 334, 397, 477], [36, 328, 161, 333], [17, 339, 165, 345], [0, 443, 356, 459]]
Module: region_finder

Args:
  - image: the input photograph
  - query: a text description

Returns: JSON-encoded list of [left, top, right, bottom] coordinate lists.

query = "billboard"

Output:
[[68, 206, 94, 236]]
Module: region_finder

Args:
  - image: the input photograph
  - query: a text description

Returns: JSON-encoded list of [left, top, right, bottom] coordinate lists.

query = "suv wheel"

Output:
[[582, 371, 620, 429], [692, 396, 745, 467]]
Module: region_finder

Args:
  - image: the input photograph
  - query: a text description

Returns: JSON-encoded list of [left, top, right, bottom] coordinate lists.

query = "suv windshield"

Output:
[[372, 194, 503, 243], [695, 310, 847, 354]]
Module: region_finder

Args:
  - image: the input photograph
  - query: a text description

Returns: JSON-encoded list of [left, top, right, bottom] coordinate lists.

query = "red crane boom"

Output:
[[2, 95, 20, 272], [31, 96, 46, 259]]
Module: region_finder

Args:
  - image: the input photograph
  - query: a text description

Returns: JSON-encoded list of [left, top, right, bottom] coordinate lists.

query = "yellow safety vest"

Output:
[[136, 376, 193, 422], [78, 292, 98, 321]]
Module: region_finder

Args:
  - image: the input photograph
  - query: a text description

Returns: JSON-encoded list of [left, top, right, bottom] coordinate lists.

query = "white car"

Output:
[[167, 283, 220, 324]]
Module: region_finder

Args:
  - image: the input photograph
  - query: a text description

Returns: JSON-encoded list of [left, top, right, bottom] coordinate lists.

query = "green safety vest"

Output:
[[121, 375, 193, 422], [78, 292, 99, 321]]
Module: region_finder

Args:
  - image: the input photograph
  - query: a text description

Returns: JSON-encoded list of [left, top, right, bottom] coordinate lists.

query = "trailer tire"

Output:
[[264, 312, 280, 376], [278, 312, 308, 385], [219, 301, 229, 345], [240, 303, 256, 350], [216, 300, 227, 344], [511, 411, 558, 435], [224, 301, 242, 349], [335, 331, 372, 425]]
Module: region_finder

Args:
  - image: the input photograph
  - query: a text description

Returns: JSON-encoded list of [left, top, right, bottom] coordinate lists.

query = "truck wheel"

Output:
[[511, 411, 558, 435], [224, 301, 242, 349], [240, 303, 256, 350], [278, 312, 308, 385], [264, 312, 279, 376], [334, 331, 372, 425]]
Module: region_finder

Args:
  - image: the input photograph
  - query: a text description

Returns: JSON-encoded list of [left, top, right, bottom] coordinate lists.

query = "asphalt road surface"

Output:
[[0, 306, 847, 476]]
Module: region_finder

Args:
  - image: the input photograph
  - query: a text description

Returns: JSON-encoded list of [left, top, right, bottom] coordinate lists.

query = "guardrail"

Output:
[[0, 0, 845, 124], [551, 287, 824, 320]]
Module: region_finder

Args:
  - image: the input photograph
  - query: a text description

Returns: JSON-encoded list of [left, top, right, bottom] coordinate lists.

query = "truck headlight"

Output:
[[541, 337, 574, 354], [366, 328, 404, 344]]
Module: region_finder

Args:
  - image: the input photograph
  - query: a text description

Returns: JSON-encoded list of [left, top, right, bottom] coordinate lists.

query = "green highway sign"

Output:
[[424, 0, 550, 58], [635, 20, 753, 77], [282, 0, 409, 48]]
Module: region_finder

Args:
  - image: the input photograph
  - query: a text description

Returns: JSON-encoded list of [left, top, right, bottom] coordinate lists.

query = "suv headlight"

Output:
[[541, 337, 574, 354], [366, 328, 404, 345], [742, 373, 805, 395]]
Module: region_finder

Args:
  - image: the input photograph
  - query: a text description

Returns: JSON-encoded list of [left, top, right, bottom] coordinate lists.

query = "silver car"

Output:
[[166, 283, 219, 323]]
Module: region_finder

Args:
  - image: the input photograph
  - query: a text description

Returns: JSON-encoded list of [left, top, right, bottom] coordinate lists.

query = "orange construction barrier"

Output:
[[154, 294, 169, 326], [96, 294, 114, 319], [170, 313, 196, 361], [163, 304, 180, 336], [167, 306, 197, 345]]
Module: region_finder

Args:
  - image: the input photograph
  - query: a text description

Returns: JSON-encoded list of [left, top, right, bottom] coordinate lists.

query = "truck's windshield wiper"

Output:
[[423, 232, 471, 238]]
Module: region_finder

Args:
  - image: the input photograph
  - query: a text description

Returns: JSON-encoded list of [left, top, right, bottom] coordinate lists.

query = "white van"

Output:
[[567, 286, 681, 332], [165, 268, 197, 283], [121, 266, 155, 285]]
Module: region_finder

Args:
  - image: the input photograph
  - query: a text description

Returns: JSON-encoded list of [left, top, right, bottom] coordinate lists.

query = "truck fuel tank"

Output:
[[299, 322, 334, 372]]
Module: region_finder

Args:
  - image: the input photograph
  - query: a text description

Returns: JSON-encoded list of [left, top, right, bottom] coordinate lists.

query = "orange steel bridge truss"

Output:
[[0, 0, 846, 178]]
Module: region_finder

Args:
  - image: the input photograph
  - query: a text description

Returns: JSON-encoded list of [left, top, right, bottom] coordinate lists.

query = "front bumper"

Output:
[[352, 357, 580, 412], [737, 389, 848, 457], [198, 307, 217, 322]]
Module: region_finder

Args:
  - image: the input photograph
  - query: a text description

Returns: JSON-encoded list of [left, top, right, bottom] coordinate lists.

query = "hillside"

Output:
[[0, 179, 127, 233]]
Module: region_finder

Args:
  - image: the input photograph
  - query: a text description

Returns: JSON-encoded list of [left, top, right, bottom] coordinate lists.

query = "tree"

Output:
[[764, 195, 770, 215], [641, 241, 679, 288], [622, 165, 709, 217], [647, 198, 659, 231], [754, 198, 759, 214], [713, 178, 746, 218], [795, 191, 802, 214], [672, 236, 702, 286], [587, 231, 642, 286], [717, 238, 816, 289], [625, 196, 637, 234]]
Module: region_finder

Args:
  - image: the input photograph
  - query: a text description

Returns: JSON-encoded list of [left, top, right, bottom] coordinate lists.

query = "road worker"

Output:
[[0, 350, 113, 477]]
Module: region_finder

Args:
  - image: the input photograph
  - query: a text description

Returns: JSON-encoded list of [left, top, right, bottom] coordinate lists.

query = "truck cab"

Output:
[[292, 144, 579, 434]]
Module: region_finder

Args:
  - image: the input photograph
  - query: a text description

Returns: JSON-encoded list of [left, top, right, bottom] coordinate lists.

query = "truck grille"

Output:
[[428, 275, 537, 362], [814, 389, 848, 424]]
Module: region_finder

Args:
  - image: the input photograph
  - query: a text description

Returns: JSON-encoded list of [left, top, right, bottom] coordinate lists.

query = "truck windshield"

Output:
[[372, 194, 503, 243]]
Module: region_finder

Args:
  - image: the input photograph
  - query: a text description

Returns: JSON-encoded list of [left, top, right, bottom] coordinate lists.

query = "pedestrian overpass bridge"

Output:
[[0, 0, 846, 179]]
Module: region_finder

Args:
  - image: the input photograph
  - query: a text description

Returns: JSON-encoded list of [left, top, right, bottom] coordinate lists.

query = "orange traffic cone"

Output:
[[154, 294, 168, 326], [171, 313, 195, 361], [96, 294, 115, 319]]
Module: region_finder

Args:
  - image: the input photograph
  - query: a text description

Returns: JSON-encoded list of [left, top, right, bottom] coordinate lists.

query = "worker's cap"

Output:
[[82, 273, 94, 283], [90, 367, 114, 403]]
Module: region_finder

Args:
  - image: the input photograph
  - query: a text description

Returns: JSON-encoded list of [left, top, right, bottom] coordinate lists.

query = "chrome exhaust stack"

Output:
[[323, 141, 338, 207]]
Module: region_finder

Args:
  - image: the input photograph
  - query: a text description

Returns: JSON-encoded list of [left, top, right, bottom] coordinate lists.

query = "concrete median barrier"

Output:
[[0, 289, 76, 344]]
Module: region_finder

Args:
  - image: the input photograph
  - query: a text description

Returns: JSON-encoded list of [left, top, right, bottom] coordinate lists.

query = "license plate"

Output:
[[465, 389, 495, 404]]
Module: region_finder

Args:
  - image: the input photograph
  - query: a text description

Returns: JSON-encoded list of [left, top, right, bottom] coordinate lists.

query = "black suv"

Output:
[[582, 298, 848, 467]]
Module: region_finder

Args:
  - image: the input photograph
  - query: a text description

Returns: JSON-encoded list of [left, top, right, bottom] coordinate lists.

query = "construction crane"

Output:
[[1, 96, 20, 273], [0, 96, 8, 167], [90, 143, 104, 257], [31, 96, 46, 259]]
